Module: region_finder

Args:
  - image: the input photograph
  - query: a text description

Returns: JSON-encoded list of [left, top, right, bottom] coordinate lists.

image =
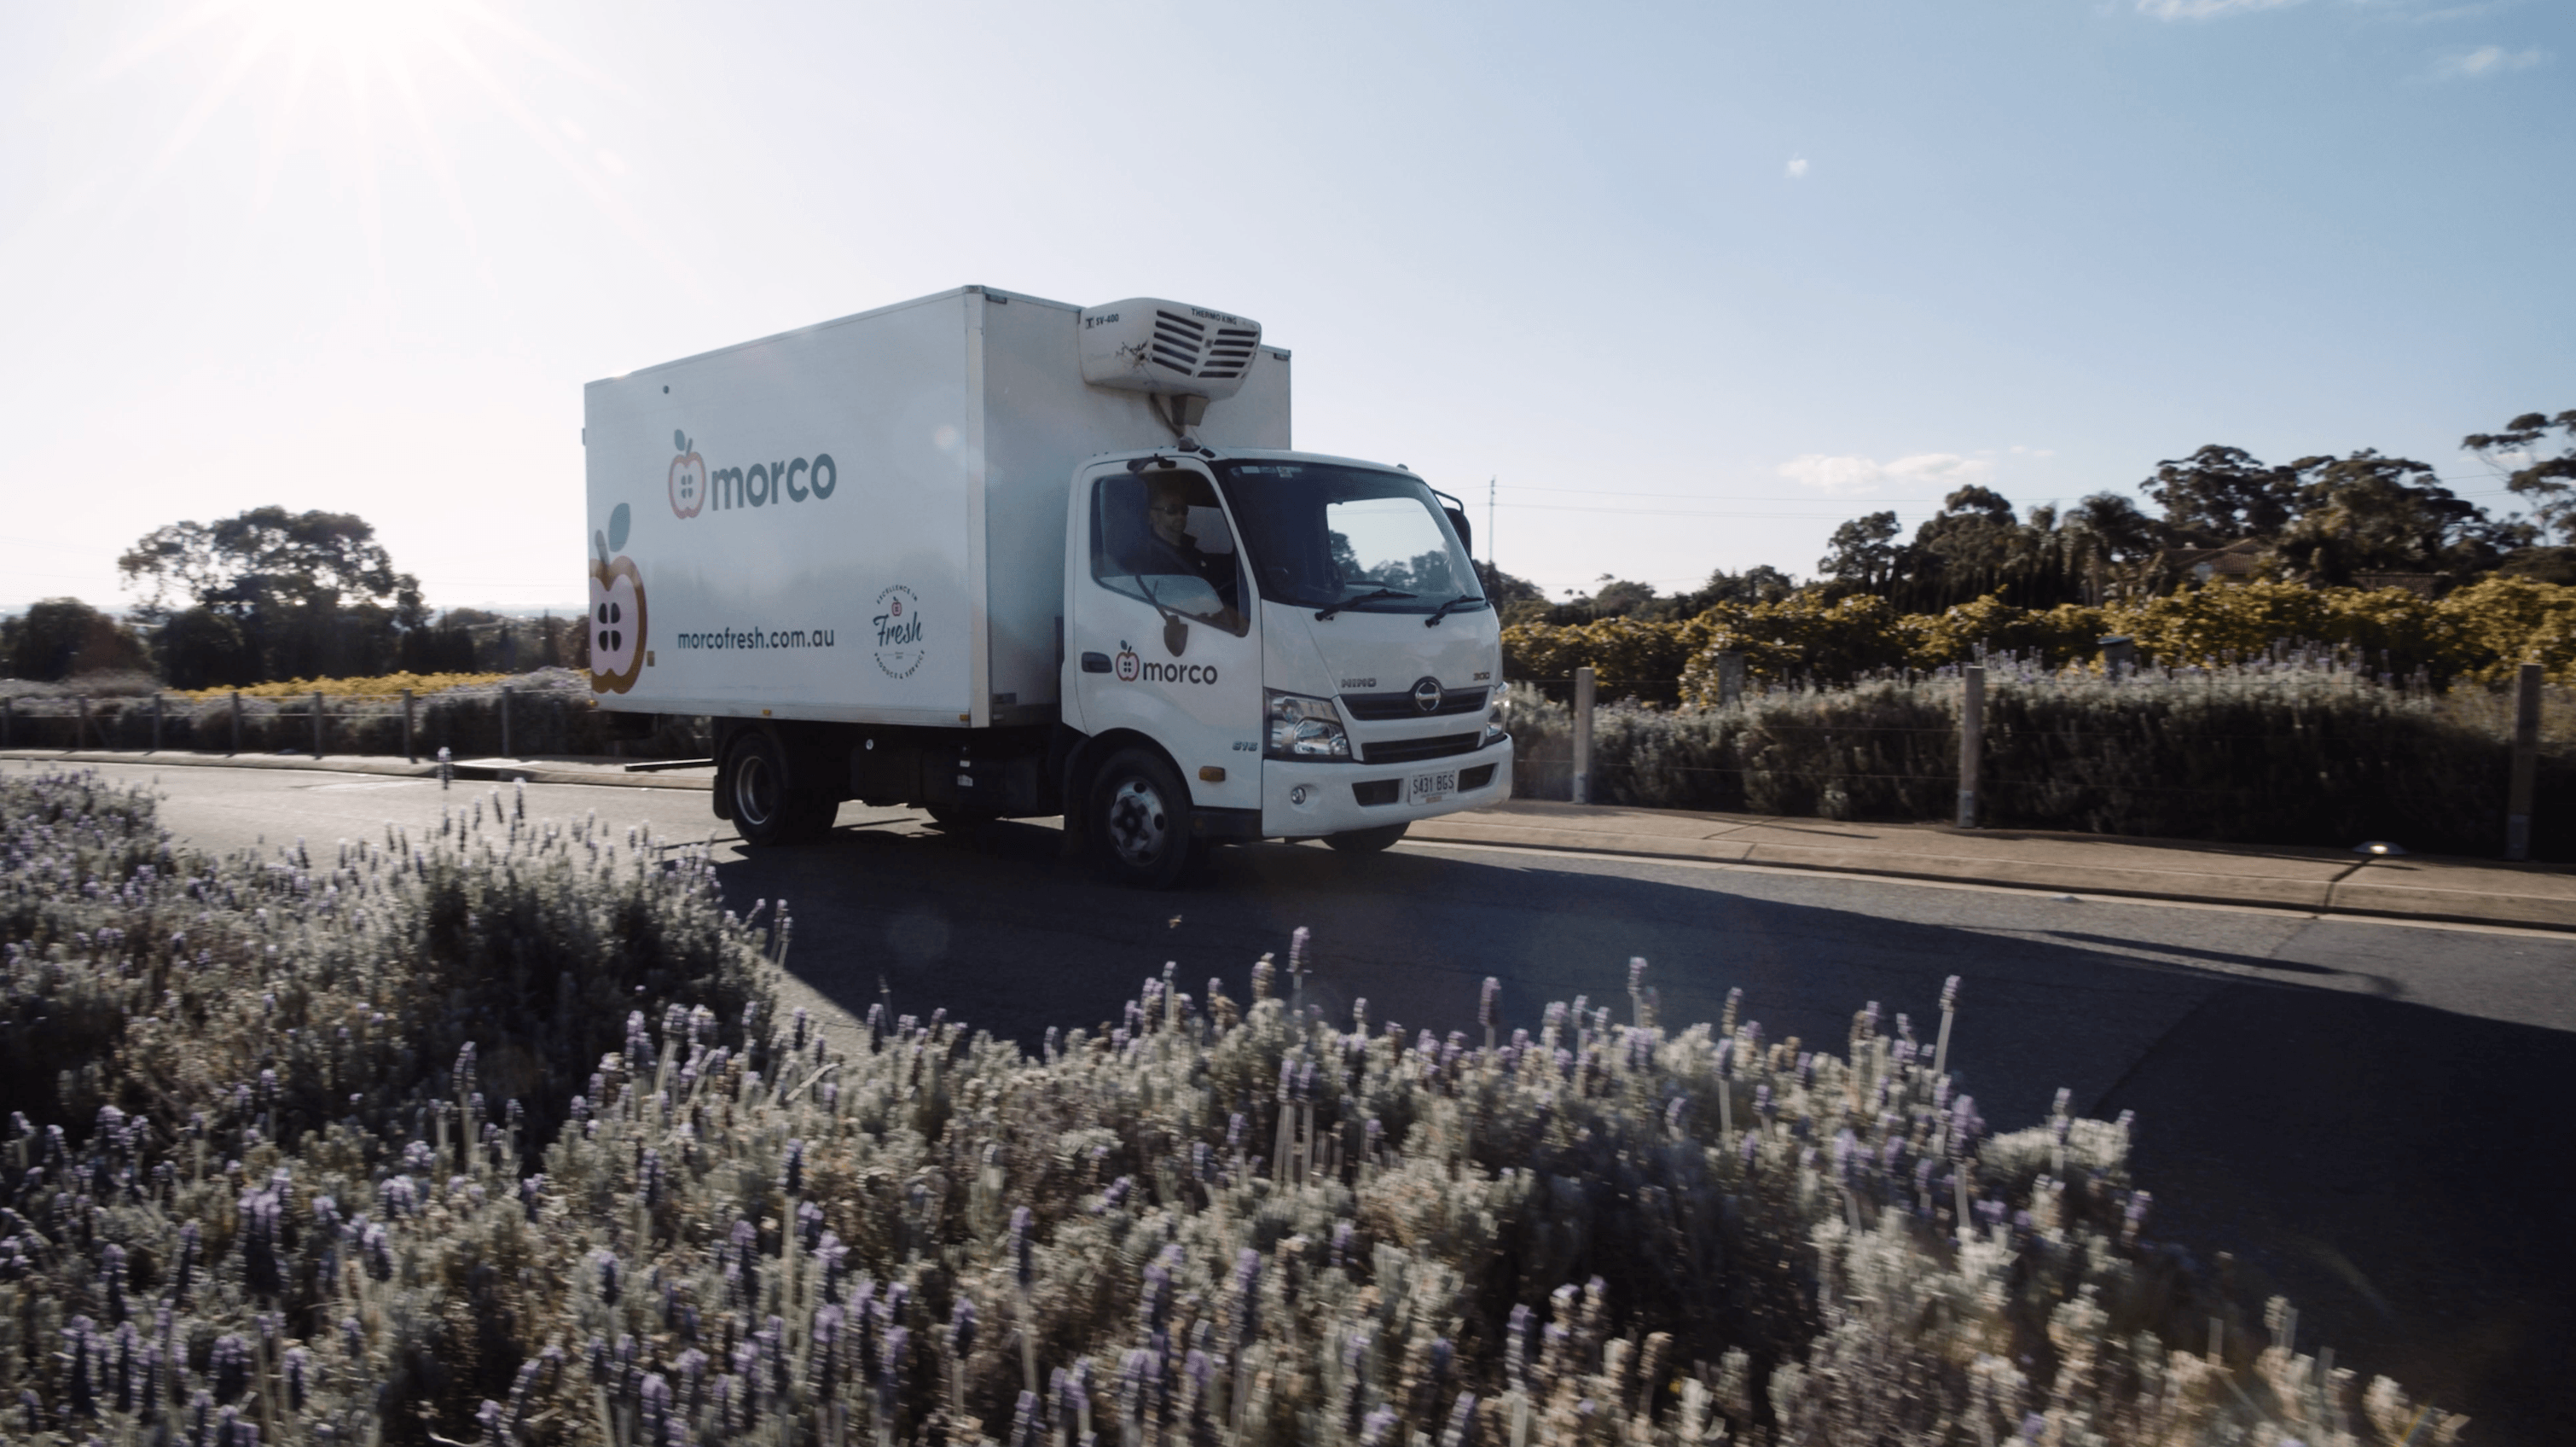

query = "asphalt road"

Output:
[[33, 758, 2576, 1444]]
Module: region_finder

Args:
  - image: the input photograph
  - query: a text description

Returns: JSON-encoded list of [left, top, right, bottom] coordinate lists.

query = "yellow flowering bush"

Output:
[[171, 670, 511, 700]]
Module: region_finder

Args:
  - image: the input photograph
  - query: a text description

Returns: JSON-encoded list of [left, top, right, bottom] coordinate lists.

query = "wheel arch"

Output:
[[713, 717, 850, 822], [1062, 727, 1181, 822]]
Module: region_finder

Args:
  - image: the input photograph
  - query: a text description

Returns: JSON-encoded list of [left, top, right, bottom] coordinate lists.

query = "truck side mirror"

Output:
[[1443, 505, 1472, 559]]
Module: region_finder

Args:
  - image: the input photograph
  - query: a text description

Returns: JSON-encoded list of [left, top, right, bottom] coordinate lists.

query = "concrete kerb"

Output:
[[1407, 803, 2576, 933], [8, 748, 2572, 930]]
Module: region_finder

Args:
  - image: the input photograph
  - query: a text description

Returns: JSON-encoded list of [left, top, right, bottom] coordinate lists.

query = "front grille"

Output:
[[1361, 732, 1482, 765], [1353, 779, 1401, 806], [1341, 685, 1489, 721]]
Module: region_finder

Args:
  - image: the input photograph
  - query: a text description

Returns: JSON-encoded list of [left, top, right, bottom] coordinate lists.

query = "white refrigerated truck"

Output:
[[582, 285, 1511, 886]]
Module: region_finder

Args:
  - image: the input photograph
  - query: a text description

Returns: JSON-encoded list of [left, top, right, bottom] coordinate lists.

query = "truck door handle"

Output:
[[1081, 652, 1112, 673]]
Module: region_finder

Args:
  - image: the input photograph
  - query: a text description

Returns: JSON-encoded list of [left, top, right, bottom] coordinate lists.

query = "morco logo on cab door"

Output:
[[666, 428, 838, 520], [1113, 641, 1219, 685]]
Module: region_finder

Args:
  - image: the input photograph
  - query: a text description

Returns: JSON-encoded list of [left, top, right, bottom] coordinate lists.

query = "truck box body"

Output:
[[582, 286, 1291, 729]]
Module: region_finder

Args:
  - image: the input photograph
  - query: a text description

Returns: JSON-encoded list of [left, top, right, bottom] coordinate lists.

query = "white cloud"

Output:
[[2135, 0, 2304, 18], [2434, 44, 2548, 78], [1778, 452, 1995, 496], [1785, 156, 1809, 179]]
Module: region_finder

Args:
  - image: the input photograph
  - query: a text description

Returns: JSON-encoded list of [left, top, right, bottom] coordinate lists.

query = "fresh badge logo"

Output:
[[873, 585, 925, 679], [665, 427, 838, 520]]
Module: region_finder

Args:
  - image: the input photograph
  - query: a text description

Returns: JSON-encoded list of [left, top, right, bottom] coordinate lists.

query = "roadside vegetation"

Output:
[[0, 767, 2461, 1444], [1503, 654, 2576, 858]]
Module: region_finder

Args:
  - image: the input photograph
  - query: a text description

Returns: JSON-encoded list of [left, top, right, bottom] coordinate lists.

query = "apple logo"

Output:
[[669, 430, 706, 519], [589, 502, 647, 694]]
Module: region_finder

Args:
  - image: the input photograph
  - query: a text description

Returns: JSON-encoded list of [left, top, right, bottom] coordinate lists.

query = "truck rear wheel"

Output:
[[1324, 822, 1409, 854], [728, 732, 834, 846], [1089, 747, 1196, 889]]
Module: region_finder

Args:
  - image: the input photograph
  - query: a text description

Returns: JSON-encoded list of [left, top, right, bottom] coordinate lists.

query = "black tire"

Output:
[[1088, 747, 1197, 889], [1324, 822, 1409, 854], [728, 732, 834, 846]]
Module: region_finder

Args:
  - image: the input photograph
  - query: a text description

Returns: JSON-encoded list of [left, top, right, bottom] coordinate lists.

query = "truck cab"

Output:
[[1059, 446, 1511, 885]]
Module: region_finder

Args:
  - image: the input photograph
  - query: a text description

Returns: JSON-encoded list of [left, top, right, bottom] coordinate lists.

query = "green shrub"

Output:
[[0, 771, 2456, 1444], [1508, 662, 2576, 857], [0, 671, 711, 759]]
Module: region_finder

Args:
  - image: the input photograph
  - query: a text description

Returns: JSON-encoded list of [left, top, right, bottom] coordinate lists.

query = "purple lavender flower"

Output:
[[1442, 1392, 1479, 1447]]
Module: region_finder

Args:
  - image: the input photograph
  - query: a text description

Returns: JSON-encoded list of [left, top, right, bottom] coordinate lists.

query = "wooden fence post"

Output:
[[403, 689, 416, 764], [312, 690, 325, 758], [502, 684, 514, 759], [2, 696, 12, 749], [2507, 662, 2541, 862], [1572, 665, 1597, 805], [1958, 665, 1985, 829], [229, 691, 241, 756], [78, 696, 91, 752], [1715, 651, 1746, 708], [152, 694, 165, 753]]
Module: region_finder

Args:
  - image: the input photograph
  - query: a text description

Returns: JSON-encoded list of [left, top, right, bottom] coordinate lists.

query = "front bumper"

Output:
[[1260, 734, 1513, 839]]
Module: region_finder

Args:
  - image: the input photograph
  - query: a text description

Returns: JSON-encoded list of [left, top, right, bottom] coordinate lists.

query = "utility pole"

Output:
[[1487, 476, 1496, 582]]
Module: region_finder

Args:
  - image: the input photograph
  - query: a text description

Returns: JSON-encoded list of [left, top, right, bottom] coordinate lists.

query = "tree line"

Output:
[[2, 507, 584, 687], [1499, 407, 2576, 624], [10, 409, 2573, 684]]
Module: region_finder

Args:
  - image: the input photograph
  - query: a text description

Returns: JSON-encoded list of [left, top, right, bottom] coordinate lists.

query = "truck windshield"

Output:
[[1214, 461, 1482, 613]]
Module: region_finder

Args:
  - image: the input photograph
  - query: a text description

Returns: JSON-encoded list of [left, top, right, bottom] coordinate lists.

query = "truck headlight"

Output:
[[1482, 691, 1510, 747], [1265, 689, 1351, 760]]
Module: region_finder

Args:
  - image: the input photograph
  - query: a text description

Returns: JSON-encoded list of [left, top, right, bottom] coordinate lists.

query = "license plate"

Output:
[[1408, 770, 1457, 805]]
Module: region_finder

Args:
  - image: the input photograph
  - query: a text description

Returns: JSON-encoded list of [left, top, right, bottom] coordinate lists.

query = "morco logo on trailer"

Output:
[[665, 429, 838, 520]]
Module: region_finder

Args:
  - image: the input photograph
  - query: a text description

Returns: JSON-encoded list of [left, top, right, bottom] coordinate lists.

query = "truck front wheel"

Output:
[[1089, 747, 1196, 889], [728, 732, 834, 846]]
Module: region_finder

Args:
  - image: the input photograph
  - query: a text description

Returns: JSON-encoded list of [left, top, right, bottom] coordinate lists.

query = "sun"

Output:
[[98, 0, 700, 299], [235, 0, 459, 66]]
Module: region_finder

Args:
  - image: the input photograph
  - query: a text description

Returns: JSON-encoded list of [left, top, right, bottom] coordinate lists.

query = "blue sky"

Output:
[[2, 0, 2567, 613]]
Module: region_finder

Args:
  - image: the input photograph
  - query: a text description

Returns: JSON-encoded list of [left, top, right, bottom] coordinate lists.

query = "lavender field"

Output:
[[0, 767, 2463, 1444]]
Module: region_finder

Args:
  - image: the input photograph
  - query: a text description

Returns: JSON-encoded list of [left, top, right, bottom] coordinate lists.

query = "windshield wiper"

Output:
[[1314, 587, 1415, 621], [1423, 594, 1487, 627]]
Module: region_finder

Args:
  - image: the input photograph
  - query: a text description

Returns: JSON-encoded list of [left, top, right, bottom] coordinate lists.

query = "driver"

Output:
[[1134, 474, 1239, 610]]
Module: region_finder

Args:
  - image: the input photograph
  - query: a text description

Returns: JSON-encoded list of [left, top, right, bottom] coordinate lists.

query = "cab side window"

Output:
[[1091, 470, 1249, 635]]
